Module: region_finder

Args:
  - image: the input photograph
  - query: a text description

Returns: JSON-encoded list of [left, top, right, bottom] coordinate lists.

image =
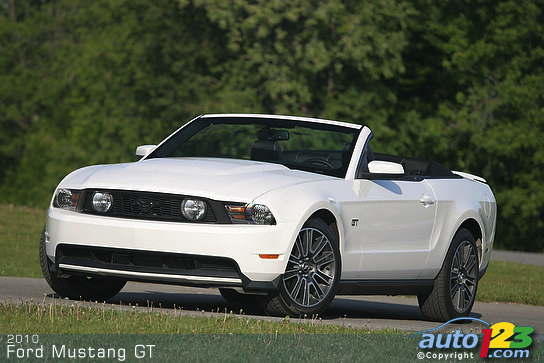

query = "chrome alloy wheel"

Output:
[[283, 227, 336, 307], [450, 240, 478, 313]]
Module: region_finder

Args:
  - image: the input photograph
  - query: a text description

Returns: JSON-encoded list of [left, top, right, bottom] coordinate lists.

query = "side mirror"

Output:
[[135, 145, 156, 158], [368, 160, 404, 175]]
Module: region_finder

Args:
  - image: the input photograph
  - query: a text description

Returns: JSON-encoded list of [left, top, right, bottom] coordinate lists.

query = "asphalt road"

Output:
[[491, 250, 544, 266], [1, 276, 543, 338]]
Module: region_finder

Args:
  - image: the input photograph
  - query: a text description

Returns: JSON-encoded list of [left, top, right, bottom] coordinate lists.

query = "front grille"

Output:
[[81, 190, 222, 223]]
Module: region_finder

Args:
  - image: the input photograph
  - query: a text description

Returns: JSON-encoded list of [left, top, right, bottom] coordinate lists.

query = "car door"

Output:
[[352, 176, 437, 279], [339, 132, 437, 279]]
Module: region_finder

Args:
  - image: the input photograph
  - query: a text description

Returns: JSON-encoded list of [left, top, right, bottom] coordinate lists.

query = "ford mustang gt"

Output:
[[41, 114, 496, 321]]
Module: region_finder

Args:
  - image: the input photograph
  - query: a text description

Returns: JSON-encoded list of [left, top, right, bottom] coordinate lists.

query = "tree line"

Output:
[[1, 0, 543, 251]]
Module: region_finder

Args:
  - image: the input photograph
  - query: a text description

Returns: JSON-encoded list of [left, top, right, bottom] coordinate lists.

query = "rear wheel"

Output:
[[418, 228, 479, 322], [258, 218, 340, 317], [40, 227, 126, 301]]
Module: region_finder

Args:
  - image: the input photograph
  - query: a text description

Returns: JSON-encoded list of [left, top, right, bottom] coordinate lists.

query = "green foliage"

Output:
[[0, 0, 225, 205], [0, 0, 543, 251], [181, 0, 410, 119], [396, 0, 544, 251]]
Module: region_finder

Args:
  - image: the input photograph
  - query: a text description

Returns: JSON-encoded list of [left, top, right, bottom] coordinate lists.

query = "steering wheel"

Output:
[[305, 158, 335, 169]]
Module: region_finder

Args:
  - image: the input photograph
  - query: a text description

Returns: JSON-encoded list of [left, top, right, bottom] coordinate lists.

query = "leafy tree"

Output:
[[394, 0, 544, 251], [181, 0, 411, 122], [0, 0, 225, 205], [0, 0, 543, 251]]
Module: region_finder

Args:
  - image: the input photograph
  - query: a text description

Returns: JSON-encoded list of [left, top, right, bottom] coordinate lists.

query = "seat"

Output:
[[250, 140, 283, 163]]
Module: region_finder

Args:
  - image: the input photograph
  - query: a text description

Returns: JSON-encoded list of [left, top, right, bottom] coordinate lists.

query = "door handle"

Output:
[[420, 195, 435, 207]]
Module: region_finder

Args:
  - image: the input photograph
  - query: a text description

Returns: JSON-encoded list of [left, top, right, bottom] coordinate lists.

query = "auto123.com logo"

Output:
[[412, 318, 534, 360]]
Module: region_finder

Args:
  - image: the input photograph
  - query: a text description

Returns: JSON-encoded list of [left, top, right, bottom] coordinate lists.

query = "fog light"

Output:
[[92, 192, 113, 213], [181, 199, 207, 221]]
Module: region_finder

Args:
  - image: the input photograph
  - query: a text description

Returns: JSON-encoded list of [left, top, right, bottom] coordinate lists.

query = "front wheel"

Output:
[[258, 218, 340, 317], [39, 227, 126, 301], [418, 228, 479, 322]]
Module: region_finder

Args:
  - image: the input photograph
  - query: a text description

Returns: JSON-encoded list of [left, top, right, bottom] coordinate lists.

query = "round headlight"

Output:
[[56, 189, 73, 209], [54, 189, 80, 211], [248, 204, 276, 225], [181, 199, 207, 221], [92, 192, 113, 213]]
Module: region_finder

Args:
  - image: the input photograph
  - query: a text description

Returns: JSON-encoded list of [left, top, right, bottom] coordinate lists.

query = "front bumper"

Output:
[[45, 208, 296, 291]]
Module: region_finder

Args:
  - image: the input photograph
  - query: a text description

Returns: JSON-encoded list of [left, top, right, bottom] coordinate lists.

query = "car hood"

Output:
[[60, 158, 332, 202]]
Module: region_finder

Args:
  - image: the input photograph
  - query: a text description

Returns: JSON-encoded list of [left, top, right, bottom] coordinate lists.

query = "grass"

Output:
[[0, 204, 45, 278], [1, 302, 542, 362], [478, 259, 544, 305], [1, 203, 543, 306], [0, 299, 399, 335], [0, 318, 424, 363]]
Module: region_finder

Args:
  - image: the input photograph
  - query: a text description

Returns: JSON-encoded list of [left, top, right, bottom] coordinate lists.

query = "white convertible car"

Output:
[[41, 114, 496, 321]]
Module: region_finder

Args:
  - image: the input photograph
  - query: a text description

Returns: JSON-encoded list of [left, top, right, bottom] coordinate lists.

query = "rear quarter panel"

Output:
[[423, 177, 496, 279]]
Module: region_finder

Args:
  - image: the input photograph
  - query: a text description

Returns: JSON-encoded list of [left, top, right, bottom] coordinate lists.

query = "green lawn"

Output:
[[0, 301, 397, 335], [478, 259, 544, 305], [0, 204, 45, 278], [4, 302, 540, 362], [1, 204, 542, 306], [0, 331, 437, 363]]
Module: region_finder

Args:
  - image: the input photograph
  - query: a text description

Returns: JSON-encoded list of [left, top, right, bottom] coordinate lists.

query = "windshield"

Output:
[[148, 116, 360, 178]]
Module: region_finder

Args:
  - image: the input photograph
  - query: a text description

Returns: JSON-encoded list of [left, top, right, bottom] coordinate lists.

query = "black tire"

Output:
[[418, 228, 479, 322], [40, 227, 126, 301], [219, 288, 258, 304], [257, 218, 341, 317]]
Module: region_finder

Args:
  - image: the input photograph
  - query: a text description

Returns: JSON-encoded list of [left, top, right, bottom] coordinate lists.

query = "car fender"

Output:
[[253, 180, 348, 271]]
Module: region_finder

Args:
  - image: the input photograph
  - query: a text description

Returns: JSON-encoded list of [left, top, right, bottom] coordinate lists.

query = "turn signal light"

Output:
[[259, 254, 279, 259]]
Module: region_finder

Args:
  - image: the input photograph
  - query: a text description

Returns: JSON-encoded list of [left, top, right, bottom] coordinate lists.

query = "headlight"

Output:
[[181, 199, 207, 221], [226, 203, 276, 225], [247, 204, 276, 225], [54, 189, 80, 211], [92, 192, 113, 213]]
